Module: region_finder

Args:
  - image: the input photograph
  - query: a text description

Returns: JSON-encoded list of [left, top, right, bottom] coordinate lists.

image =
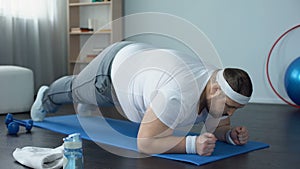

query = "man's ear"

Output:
[[207, 83, 222, 99]]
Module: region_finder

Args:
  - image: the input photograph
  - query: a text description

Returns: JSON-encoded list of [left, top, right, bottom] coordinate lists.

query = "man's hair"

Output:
[[223, 68, 253, 97]]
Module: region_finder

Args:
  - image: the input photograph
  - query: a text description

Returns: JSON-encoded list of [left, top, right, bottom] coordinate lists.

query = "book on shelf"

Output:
[[70, 27, 94, 33]]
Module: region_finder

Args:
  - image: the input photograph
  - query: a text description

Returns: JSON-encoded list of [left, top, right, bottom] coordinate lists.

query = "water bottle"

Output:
[[63, 133, 84, 169]]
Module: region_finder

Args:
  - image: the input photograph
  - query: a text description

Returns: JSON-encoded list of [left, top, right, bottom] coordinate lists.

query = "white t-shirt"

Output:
[[111, 43, 217, 129]]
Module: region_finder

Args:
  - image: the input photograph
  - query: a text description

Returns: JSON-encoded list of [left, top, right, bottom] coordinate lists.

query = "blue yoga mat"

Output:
[[30, 115, 269, 166]]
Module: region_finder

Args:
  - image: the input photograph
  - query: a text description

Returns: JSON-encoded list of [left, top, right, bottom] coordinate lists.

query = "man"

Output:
[[31, 41, 252, 156]]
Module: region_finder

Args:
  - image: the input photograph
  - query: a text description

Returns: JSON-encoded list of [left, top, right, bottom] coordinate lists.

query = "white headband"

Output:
[[216, 69, 250, 105]]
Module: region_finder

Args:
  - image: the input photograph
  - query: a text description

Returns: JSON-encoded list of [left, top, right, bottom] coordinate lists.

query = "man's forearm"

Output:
[[214, 125, 231, 141], [137, 135, 186, 154]]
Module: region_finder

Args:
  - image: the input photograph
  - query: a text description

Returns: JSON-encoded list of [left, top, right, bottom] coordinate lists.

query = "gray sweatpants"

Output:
[[42, 41, 133, 113]]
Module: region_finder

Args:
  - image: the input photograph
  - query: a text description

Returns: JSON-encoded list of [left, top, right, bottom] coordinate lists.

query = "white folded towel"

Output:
[[13, 145, 64, 169]]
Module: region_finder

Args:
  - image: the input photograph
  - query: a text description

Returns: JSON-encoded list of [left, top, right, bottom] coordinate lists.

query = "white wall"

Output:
[[124, 0, 300, 104]]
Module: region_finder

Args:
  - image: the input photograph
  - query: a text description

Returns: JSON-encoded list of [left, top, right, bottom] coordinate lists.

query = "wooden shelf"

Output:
[[69, 60, 90, 64], [67, 0, 123, 74], [69, 1, 111, 7], [69, 29, 112, 35]]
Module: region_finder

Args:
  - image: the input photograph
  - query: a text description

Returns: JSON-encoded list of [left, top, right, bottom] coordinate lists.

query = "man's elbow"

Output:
[[137, 138, 155, 154]]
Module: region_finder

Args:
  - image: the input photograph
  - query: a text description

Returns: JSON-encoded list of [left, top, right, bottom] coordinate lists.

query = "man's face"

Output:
[[207, 92, 244, 118], [223, 97, 245, 117]]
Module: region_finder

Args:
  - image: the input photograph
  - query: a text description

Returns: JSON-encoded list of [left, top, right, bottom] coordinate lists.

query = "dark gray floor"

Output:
[[1, 103, 299, 169]]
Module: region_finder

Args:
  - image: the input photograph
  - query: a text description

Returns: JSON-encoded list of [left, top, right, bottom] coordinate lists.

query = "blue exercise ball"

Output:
[[284, 57, 300, 105]]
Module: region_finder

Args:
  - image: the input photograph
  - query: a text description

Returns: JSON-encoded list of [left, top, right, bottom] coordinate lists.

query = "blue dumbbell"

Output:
[[5, 113, 33, 135]]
